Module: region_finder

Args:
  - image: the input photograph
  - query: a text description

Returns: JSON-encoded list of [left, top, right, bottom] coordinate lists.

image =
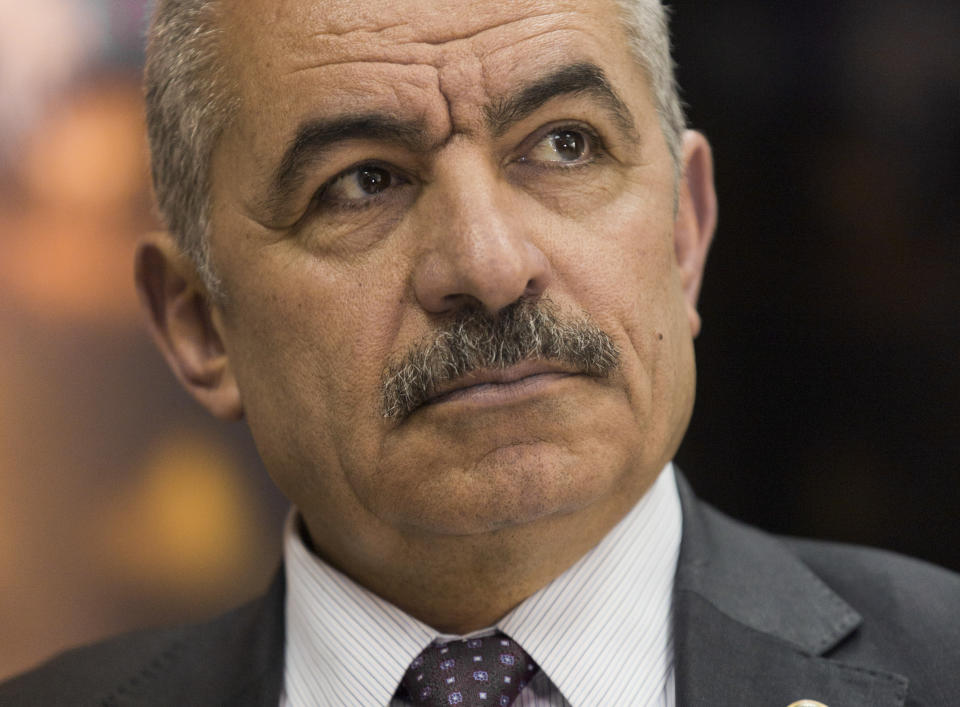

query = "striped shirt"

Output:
[[281, 463, 681, 707]]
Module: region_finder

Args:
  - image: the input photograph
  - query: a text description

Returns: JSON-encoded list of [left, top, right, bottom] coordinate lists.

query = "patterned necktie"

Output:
[[399, 632, 538, 707]]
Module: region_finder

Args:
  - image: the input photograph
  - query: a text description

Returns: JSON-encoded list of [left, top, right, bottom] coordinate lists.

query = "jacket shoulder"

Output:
[[783, 536, 960, 701], [0, 572, 285, 706], [784, 535, 960, 632], [0, 618, 200, 706]]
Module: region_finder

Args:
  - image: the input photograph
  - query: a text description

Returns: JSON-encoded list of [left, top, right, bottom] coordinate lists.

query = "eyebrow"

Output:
[[263, 62, 639, 219], [265, 115, 430, 219], [485, 62, 640, 142]]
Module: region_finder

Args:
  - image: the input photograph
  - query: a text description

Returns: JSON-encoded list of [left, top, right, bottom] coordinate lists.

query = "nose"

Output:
[[412, 149, 552, 315]]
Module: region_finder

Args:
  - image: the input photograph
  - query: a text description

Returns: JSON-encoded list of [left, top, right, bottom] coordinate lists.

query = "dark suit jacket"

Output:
[[3, 474, 958, 706]]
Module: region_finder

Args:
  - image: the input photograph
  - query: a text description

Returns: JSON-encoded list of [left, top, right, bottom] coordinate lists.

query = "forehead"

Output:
[[218, 0, 642, 137]]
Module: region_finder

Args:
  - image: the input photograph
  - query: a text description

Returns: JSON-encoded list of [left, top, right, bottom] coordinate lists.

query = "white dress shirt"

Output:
[[281, 463, 681, 707]]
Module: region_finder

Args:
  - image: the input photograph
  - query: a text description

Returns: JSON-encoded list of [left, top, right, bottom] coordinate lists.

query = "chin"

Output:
[[368, 437, 632, 537]]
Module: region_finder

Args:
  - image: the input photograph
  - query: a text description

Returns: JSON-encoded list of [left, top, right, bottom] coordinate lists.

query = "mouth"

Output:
[[422, 360, 583, 409]]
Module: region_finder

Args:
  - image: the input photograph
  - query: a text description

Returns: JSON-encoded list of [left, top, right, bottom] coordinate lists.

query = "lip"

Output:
[[424, 360, 582, 409]]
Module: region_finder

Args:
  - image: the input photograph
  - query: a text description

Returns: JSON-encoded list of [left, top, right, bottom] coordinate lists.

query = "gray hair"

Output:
[[143, 0, 685, 295], [612, 0, 687, 176], [144, 0, 234, 296]]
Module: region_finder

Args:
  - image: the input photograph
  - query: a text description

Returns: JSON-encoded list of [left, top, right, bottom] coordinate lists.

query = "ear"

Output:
[[134, 232, 243, 420], [674, 130, 718, 338]]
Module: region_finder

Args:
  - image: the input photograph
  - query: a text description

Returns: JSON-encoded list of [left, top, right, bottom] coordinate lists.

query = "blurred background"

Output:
[[0, 0, 957, 682]]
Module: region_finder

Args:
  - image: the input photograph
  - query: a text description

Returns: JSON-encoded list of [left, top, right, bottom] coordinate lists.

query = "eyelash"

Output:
[[306, 123, 608, 217], [517, 122, 607, 169], [310, 160, 406, 211]]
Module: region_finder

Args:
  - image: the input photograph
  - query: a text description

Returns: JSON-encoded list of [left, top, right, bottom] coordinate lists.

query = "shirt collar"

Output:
[[499, 463, 681, 705], [283, 519, 434, 706], [282, 463, 681, 707]]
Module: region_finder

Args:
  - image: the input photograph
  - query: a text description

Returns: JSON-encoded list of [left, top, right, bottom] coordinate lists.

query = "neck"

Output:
[[300, 489, 643, 634]]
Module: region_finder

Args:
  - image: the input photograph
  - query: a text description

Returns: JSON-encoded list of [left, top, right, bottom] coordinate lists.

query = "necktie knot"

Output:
[[399, 631, 538, 706]]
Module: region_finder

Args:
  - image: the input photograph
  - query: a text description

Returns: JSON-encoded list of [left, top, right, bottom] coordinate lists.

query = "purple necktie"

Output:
[[399, 632, 538, 706]]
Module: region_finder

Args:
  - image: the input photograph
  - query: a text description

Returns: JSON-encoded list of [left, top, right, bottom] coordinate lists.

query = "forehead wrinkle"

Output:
[[301, 19, 411, 40], [435, 50, 493, 138], [475, 25, 590, 67], [282, 58, 440, 78], [271, 9, 580, 76], [294, 9, 573, 47], [387, 10, 574, 47]]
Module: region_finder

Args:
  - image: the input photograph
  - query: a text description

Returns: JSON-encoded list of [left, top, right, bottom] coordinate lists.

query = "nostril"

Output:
[[441, 292, 481, 310], [523, 273, 548, 299]]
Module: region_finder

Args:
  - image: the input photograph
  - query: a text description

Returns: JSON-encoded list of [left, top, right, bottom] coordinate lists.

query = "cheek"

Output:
[[545, 162, 681, 330], [217, 254, 404, 498], [548, 193, 693, 436], [555, 197, 678, 347]]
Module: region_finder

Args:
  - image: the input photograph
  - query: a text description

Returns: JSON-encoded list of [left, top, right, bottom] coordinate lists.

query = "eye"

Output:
[[522, 127, 600, 165], [316, 163, 408, 209]]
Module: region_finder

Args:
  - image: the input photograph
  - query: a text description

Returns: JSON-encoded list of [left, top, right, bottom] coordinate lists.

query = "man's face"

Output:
[[206, 0, 705, 548]]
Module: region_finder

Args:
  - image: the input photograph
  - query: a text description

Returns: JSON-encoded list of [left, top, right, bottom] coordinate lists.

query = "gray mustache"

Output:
[[380, 297, 621, 419]]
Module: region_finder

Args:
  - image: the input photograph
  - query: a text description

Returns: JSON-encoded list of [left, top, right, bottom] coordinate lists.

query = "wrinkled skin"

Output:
[[137, 0, 716, 631]]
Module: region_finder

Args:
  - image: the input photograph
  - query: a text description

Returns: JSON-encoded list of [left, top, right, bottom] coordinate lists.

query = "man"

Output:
[[2, 0, 957, 705]]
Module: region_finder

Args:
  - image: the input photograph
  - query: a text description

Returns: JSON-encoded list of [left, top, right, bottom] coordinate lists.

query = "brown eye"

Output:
[[550, 130, 585, 161], [358, 166, 391, 194], [524, 127, 597, 165], [319, 163, 406, 207]]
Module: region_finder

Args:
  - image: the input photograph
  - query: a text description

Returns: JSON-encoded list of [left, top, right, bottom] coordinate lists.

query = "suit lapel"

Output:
[[672, 473, 908, 706]]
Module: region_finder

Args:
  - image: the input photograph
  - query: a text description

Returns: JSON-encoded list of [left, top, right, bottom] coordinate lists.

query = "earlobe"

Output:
[[674, 130, 718, 338], [134, 232, 243, 420]]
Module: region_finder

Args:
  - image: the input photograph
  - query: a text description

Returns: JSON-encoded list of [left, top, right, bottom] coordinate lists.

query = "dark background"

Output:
[[1, 0, 957, 681], [670, 0, 960, 571]]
